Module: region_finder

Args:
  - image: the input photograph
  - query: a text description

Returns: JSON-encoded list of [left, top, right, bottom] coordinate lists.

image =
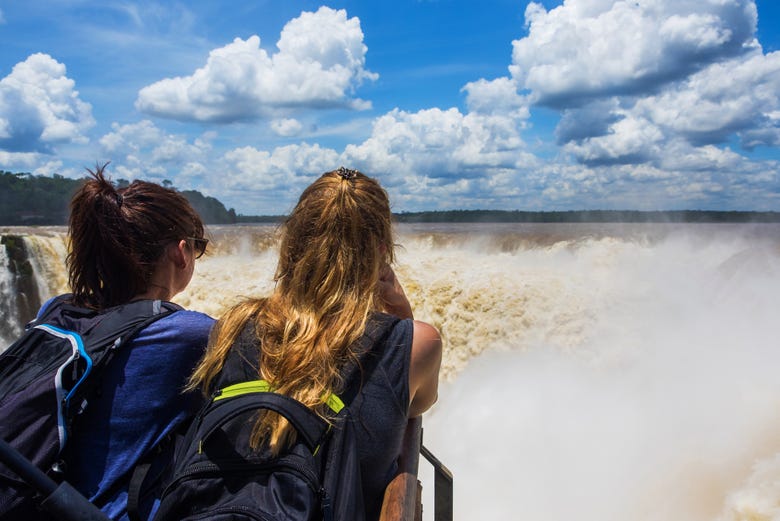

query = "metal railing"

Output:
[[420, 443, 453, 521], [0, 437, 110, 521]]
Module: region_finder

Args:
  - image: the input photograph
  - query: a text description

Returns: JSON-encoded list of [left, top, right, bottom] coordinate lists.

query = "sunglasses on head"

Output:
[[186, 237, 209, 259]]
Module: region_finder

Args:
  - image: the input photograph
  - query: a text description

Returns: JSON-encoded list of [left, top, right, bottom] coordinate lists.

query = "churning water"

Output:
[[2, 223, 779, 520]]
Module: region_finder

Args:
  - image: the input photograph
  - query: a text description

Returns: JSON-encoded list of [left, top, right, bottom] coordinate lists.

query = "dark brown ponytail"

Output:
[[66, 163, 205, 309]]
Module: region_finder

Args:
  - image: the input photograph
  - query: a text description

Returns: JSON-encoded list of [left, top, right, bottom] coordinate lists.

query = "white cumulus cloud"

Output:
[[564, 113, 665, 166], [135, 6, 377, 123], [0, 150, 39, 170], [223, 142, 340, 191], [0, 53, 94, 153], [344, 107, 533, 180], [511, 0, 758, 107], [98, 120, 213, 185], [219, 142, 341, 213], [271, 118, 304, 137], [638, 50, 780, 147], [340, 106, 541, 209], [505, 0, 780, 171], [558, 48, 780, 165], [462, 77, 530, 118]]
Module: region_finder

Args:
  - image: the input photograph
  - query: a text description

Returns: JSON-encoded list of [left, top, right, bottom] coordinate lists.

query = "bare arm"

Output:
[[408, 320, 442, 417], [377, 263, 414, 319], [377, 264, 442, 417]]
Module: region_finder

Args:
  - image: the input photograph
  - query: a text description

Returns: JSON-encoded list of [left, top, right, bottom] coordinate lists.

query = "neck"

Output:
[[134, 283, 172, 301]]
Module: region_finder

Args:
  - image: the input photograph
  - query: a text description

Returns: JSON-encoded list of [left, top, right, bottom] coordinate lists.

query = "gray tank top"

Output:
[[342, 315, 412, 519]]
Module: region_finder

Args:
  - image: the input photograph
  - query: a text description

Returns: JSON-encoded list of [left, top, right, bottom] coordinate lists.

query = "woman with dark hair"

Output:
[[188, 167, 442, 520], [44, 164, 214, 520]]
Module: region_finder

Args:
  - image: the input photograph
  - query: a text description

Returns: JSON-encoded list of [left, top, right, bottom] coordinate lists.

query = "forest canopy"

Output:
[[0, 171, 237, 225]]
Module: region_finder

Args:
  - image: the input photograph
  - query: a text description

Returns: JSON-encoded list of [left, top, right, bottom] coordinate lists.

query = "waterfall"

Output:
[[0, 230, 68, 350], [0, 235, 41, 348], [0, 241, 20, 347]]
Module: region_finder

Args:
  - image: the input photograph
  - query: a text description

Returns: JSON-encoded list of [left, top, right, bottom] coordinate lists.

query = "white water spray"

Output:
[[418, 226, 780, 521]]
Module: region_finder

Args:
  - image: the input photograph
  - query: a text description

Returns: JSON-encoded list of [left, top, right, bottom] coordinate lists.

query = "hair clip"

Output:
[[115, 193, 123, 207], [336, 166, 359, 180]]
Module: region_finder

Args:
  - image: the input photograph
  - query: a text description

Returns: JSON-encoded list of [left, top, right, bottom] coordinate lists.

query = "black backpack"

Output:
[[0, 295, 182, 519], [154, 315, 400, 521]]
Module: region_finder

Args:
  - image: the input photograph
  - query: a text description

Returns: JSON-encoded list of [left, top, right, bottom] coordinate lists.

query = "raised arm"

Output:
[[377, 264, 442, 417]]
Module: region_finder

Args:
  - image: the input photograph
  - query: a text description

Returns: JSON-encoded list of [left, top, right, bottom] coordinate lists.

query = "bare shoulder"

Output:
[[412, 320, 441, 346], [409, 320, 442, 417], [411, 321, 442, 371]]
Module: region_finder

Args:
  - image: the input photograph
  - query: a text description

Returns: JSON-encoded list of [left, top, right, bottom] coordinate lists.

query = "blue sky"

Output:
[[1, 0, 779, 214]]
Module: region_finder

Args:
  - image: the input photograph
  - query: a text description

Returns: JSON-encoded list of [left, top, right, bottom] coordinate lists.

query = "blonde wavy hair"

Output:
[[189, 169, 395, 452]]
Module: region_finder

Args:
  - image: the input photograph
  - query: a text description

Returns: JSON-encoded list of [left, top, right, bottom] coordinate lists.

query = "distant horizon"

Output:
[[2, 209, 779, 228], [234, 209, 780, 224]]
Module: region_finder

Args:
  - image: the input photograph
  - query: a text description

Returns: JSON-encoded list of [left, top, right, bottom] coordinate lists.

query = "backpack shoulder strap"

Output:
[[28, 294, 74, 327], [81, 299, 183, 352], [210, 321, 263, 391], [51, 299, 183, 420], [28, 296, 182, 347]]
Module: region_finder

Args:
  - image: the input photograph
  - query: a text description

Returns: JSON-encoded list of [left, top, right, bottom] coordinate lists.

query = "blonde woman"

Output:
[[188, 167, 442, 520]]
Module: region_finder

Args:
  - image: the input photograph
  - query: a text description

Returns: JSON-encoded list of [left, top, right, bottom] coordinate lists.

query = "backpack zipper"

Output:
[[213, 380, 274, 401], [212, 380, 345, 414]]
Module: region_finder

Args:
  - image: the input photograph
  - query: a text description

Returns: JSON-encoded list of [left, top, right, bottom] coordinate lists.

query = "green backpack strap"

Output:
[[215, 379, 345, 414]]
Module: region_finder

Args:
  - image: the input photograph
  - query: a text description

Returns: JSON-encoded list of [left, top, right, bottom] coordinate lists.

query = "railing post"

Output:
[[379, 418, 453, 521], [379, 417, 423, 521], [420, 443, 453, 521], [0, 437, 110, 521]]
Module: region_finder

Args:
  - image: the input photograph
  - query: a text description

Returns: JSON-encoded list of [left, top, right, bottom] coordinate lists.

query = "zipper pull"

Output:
[[320, 488, 333, 521]]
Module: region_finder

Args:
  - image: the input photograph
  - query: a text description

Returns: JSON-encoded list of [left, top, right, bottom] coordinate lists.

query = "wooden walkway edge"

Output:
[[379, 416, 423, 521], [379, 416, 453, 521]]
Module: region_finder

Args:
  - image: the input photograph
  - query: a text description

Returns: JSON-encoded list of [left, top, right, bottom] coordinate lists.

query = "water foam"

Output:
[[419, 226, 780, 521]]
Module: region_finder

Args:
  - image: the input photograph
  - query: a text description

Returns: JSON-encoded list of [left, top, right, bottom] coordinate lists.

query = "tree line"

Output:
[[0, 171, 237, 225], [2, 171, 779, 225]]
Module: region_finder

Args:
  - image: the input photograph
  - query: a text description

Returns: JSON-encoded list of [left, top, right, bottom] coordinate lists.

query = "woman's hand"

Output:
[[378, 264, 414, 319]]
